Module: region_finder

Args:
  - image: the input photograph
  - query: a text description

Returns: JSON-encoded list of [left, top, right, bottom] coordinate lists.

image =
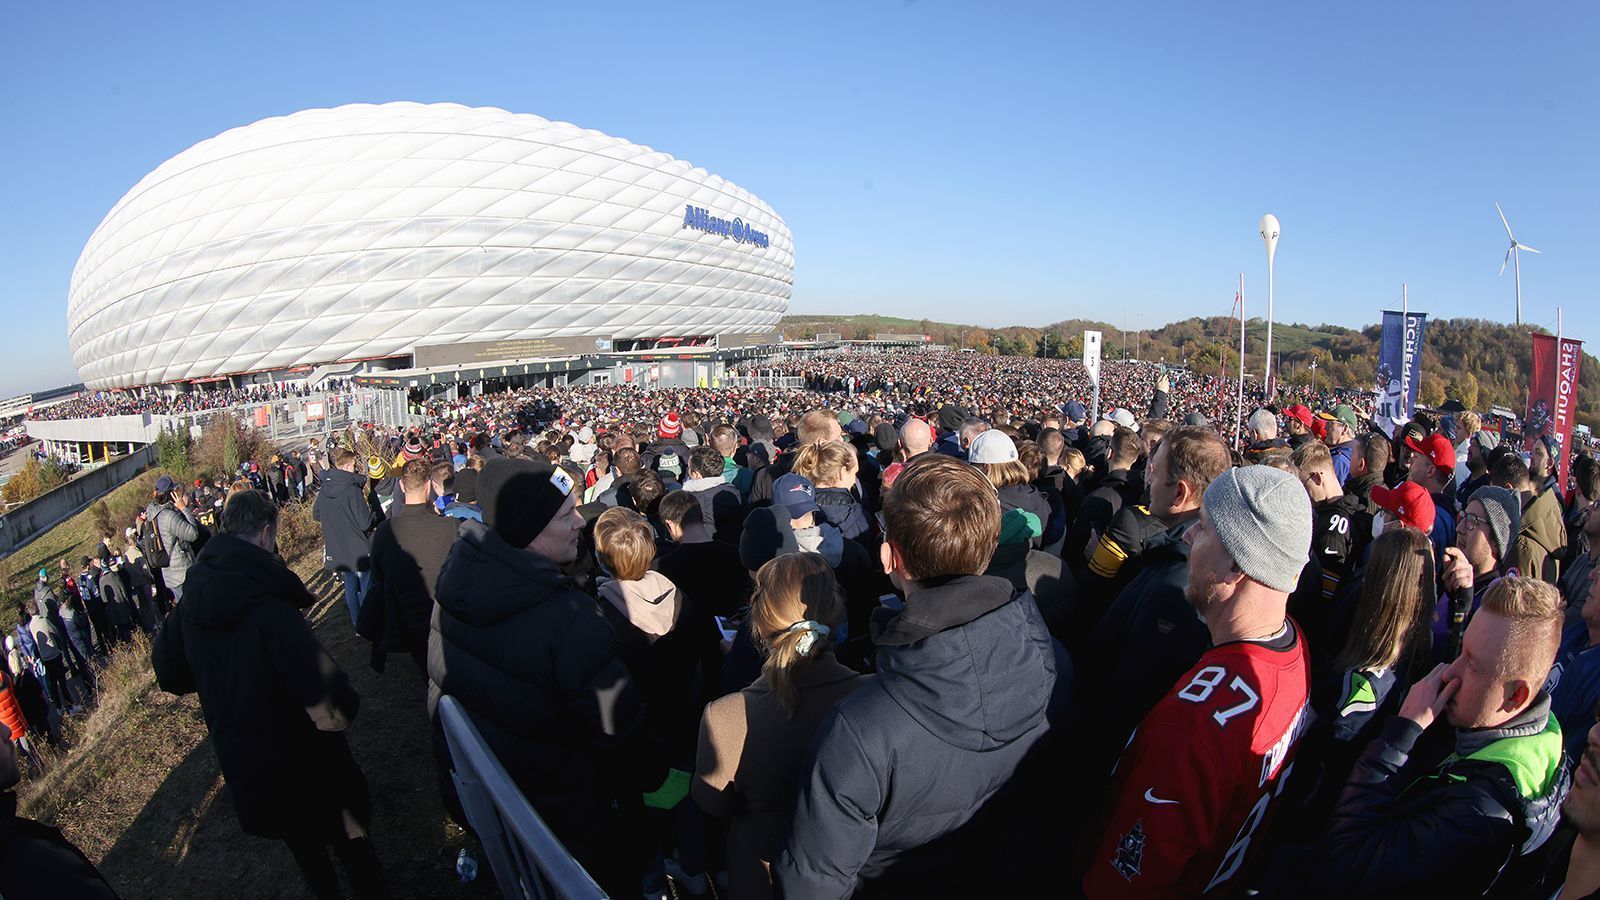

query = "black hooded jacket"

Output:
[[152, 532, 366, 841], [775, 575, 1073, 898], [313, 467, 377, 573], [426, 519, 662, 869]]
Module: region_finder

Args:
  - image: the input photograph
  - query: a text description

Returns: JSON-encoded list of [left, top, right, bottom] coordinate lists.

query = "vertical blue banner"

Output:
[[1373, 309, 1428, 437]]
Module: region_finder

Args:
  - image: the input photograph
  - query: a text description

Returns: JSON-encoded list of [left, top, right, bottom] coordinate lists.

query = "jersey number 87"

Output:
[[1177, 665, 1260, 727]]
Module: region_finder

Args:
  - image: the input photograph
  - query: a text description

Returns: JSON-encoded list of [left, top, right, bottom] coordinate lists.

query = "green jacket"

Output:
[[1512, 488, 1568, 584]]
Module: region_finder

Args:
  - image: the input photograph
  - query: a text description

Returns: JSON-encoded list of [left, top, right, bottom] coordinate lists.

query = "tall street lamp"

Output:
[[1259, 214, 1281, 400]]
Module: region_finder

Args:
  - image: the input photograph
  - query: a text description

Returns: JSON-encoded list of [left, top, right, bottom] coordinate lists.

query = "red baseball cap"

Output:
[[1284, 405, 1314, 428], [1405, 433, 1456, 475], [1371, 481, 1436, 532]]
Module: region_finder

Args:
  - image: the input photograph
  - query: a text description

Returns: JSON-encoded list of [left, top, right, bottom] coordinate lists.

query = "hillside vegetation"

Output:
[[781, 313, 1600, 429]]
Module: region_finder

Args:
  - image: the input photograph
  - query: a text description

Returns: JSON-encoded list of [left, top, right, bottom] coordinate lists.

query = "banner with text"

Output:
[[1372, 309, 1428, 438], [1525, 333, 1584, 492]]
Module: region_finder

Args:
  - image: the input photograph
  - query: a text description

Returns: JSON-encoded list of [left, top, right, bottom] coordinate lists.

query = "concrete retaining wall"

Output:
[[0, 445, 158, 556]]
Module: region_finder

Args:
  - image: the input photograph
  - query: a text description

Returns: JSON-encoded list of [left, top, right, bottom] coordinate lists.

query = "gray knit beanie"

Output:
[[1202, 465, 1313, 592], [1471, 485, 1521, 561]]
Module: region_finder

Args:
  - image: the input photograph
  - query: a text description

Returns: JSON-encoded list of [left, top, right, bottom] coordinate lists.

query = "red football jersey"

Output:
[[1084, 621, 1312, 898]]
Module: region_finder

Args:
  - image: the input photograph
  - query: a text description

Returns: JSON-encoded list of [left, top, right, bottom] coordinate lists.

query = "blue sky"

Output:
[[2, 2, 1596, 396]]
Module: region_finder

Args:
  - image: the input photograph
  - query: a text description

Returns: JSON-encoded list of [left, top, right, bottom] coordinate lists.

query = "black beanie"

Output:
[[937, 404, 968, 432], [477, 458, 573, 549], [873, 423, 898, 452], [452, 468, 478, 503]]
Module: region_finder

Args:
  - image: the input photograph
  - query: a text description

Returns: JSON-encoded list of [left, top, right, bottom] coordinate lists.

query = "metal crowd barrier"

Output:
[[163, 388, 415, 444], [722, 376, 804, 389], [437, 695, 608, 900]]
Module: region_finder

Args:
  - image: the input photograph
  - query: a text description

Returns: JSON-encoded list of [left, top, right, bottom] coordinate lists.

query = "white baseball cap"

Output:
[[967, 429, 1019, 465], [1101, 408, 1138, 431]]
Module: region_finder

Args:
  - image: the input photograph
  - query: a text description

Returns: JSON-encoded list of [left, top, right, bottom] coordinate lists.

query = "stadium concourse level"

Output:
[[7, 349, 1600, 899], [24, 379, 358, 421]]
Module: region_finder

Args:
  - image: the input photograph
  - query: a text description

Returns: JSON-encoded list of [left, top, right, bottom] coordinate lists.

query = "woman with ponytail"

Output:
[[693, 553, 870, 900]]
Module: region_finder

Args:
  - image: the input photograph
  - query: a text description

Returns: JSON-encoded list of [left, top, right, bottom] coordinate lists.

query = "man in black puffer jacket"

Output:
[[428, 458, 662, 896], [153, 490, 385, 899], [776, 454, 1072, 898], [1312, 575, 1570, 898]]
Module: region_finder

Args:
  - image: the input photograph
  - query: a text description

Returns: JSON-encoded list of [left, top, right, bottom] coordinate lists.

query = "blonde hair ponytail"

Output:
[[751, 553, 846, 717]]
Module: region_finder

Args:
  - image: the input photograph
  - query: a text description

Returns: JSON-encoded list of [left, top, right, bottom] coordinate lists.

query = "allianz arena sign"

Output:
[[682, 204, 770, 249]]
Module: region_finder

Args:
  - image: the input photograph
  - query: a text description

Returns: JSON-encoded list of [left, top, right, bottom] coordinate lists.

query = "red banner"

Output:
[[1557, 338, 1583, 491], [1525, 334, 1584, 492]]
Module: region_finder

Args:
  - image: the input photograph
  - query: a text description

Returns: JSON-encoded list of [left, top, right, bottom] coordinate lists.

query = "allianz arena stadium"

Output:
[[66, 102, 794, 389]]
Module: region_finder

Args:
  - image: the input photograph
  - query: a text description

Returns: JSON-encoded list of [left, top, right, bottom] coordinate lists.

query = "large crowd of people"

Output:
[[6, 348, 1600, 899]]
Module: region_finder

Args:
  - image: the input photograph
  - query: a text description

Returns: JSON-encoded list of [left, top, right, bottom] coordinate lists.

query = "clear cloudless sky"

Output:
[[2, 1, 1596, 396]]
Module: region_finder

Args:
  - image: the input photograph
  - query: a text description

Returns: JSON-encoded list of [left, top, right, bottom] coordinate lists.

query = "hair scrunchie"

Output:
[[786, 620, 831, 656]]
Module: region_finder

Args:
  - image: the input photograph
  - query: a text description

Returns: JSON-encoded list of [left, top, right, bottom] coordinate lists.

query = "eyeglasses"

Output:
[[1459, 512, 1488, 531]]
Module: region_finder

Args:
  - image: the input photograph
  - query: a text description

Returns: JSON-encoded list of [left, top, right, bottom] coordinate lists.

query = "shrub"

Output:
[[274, 498, 323, 567], [192, 411, 266, 479], [1, 457, 72, 505], [155, 428, 191, 479], [89, 501, 113, 540]]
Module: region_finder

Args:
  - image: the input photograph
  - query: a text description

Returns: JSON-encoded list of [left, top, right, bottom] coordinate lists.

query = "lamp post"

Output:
[[1309, 358, 1318, 394], [1260, 214, 1280, 401]]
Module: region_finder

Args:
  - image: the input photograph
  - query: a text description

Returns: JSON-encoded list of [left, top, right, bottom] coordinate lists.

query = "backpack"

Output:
[[141, 516, 171, 569]]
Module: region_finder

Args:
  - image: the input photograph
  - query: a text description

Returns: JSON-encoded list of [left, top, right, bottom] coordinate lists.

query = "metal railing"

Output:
[[25, 388, 419, 457], [721, 376, 804, 389], [437, 695, 607, 900], [165, 389, 416, 444]]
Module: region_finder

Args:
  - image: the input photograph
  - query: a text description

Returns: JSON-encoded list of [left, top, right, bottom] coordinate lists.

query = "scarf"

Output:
[[794, 522, 845, 567]]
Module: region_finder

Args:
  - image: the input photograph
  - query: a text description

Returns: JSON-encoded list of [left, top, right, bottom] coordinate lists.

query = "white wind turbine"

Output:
[[1496, 202, 1541, 327]]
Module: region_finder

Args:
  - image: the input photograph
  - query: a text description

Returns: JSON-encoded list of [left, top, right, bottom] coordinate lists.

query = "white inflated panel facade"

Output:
[[67, 102, 794, 388]]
